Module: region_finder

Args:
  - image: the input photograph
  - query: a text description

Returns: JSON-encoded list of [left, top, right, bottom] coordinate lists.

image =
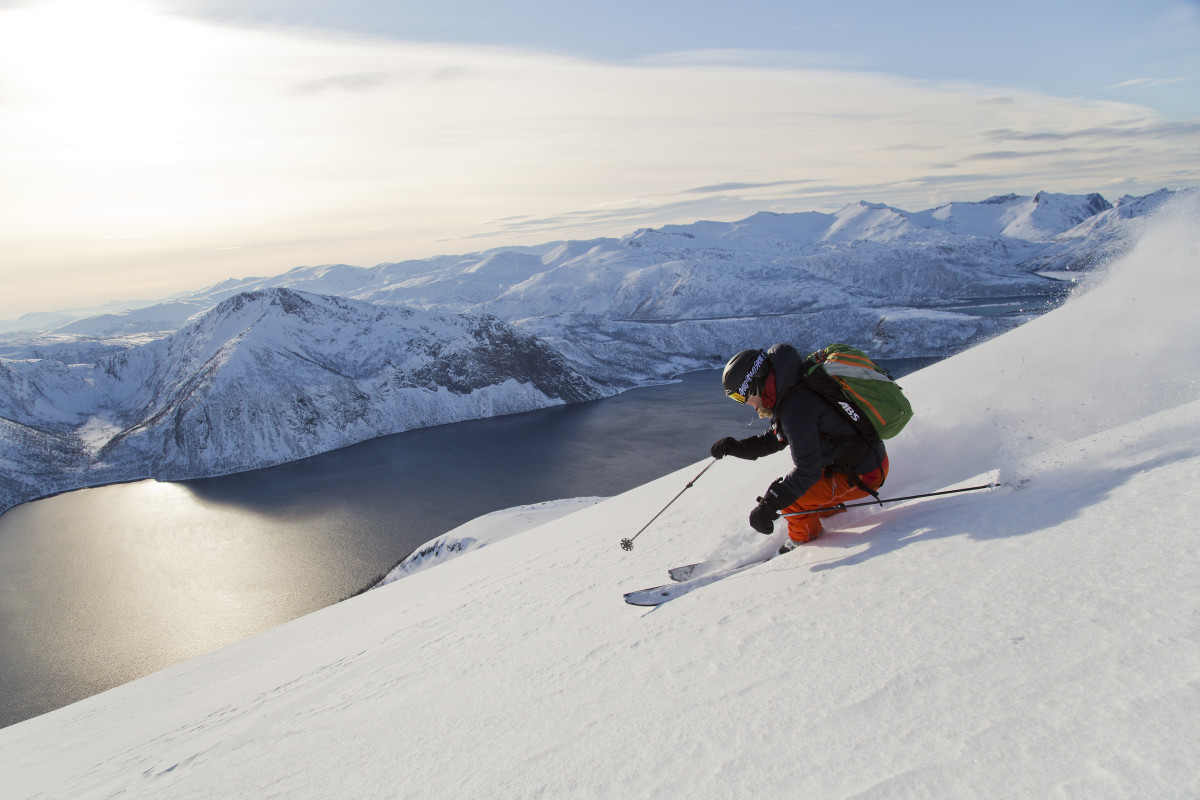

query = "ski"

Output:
[[624, 562, 762, 607], [627, 550, 786, 607], [667, 558, 730, 582], [667, 539, 809, 581]]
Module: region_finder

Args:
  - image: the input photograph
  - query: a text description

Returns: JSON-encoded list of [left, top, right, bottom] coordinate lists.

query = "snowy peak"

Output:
[[912, 191, 1113, 241], [630, 191, 1115, 248], [1004, 191, 1113, 241], [825, 200, 914, 242], [628, 203, 918, 246], [154, 288, 601, 402], [195, 287, 379, 346], [1018, 187, 1195, 273]]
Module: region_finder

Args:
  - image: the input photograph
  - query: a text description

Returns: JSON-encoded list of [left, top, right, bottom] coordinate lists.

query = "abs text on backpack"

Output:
[[802, 344, 914, 441]]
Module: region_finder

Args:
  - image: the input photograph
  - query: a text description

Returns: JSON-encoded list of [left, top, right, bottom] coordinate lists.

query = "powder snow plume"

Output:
[[887, 191, 1200, 492]]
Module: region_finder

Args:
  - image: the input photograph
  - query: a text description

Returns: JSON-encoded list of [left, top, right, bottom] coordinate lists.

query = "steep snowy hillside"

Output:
[[0, 289, 603, 513], [1, 193, 1196, 800]]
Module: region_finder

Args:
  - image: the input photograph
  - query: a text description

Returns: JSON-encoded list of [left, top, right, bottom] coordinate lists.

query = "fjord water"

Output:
[[0, 360, 933, 727]]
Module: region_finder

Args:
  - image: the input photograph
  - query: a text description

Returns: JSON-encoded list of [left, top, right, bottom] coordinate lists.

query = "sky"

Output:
[[0, 0, 1198, 320]]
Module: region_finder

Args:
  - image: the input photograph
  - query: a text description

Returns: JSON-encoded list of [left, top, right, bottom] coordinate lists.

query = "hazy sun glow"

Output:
[[3, 1, 215, 163], [0, 0, 248, 262]]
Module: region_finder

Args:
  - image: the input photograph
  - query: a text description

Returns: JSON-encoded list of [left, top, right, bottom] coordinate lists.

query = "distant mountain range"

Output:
[[0, 187, 1191, 514]]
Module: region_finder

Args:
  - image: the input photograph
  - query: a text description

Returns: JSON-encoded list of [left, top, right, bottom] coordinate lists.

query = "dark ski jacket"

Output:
[[733, 343, 886, 509]]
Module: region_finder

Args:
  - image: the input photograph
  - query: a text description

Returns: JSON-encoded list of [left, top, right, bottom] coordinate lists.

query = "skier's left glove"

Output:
[[748, 501, 779, 534], [749, 478, 790, 534]]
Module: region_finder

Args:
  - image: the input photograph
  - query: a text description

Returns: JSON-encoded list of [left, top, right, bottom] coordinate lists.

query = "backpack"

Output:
[[801, 344, 914, 441]]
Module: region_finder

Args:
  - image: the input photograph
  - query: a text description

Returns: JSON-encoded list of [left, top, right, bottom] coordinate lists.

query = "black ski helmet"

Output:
[[722, 349, 769, 403]]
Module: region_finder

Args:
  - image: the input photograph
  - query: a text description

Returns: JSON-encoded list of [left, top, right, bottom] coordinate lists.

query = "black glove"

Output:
[[760, 478, 789, 509], [710, 437, 740, 459], [749, 501, 779, 534], [748, 477, 791, 534]]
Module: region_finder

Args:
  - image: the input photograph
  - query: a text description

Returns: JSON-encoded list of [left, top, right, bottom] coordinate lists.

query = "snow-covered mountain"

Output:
[[0, 289, 602, 514], [0, 189, 1191, 514], [1019, 188, 1182, 273], [6, 190, 1160, 343], [163, 190, 1118, 316], [2, 192, 1196, 800], [7, 189, 1175, 382]]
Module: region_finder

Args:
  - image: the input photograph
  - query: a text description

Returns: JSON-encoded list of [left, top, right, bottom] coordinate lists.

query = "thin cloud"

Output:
[[682, 180, 816, 195], [293, 71, 392, 95], [1110, 77, 1185, 89], [968, 149, 1077, 161], [988, 119, 1200, 142], [636, 48, 867, 71]]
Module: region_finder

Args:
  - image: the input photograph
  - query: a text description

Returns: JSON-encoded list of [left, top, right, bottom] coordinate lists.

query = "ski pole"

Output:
[[781, 482, 1003, 517], [621, 459, 716, 551]]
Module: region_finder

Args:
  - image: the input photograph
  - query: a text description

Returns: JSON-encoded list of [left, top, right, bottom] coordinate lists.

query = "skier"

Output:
[[711, 344, 889, 553]]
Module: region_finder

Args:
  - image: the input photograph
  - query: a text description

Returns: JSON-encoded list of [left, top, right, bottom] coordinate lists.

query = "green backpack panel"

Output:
[[802, 344, 914, 441]]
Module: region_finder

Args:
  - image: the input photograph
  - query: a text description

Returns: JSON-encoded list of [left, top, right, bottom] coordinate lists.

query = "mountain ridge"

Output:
[[0, 189, 1167, 339]]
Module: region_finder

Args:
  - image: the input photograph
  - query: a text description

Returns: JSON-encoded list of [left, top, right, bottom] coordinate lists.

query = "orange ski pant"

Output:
[[783, 456, 889, 543]]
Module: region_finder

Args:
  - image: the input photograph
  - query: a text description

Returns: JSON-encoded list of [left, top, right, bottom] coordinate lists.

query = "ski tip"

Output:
[[623, 586, 676, 607]]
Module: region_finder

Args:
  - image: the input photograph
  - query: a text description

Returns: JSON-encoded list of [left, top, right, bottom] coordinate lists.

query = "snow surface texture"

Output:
[[2, 194, 1197, 798], [2, 189, 1186, 516], [373, 497, 605, 585]]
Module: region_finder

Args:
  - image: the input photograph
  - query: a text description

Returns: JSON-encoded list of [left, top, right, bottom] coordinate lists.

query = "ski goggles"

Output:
[[725, 388, 748, 404]]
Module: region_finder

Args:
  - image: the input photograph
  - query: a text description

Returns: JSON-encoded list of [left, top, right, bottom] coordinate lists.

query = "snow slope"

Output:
[[372, 497, 606, 585], [1, 195, 1199, 798]]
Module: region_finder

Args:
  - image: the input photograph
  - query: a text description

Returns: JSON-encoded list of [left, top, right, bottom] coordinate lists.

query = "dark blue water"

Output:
[[0, 359, 935, 727]]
